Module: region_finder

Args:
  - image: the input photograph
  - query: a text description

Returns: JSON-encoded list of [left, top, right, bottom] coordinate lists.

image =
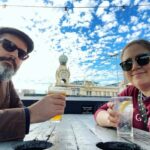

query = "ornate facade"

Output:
[[49, 54, 121, 96]]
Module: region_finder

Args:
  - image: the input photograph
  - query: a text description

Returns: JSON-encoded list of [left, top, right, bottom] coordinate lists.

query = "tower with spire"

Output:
[[55, 54, 70, 86]]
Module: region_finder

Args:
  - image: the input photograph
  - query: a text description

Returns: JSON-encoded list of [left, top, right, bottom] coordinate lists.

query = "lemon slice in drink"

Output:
[[119, 101, 132, 112]]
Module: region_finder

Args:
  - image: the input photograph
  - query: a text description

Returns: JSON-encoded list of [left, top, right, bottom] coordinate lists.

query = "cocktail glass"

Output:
[[112, 96, 133, 138]]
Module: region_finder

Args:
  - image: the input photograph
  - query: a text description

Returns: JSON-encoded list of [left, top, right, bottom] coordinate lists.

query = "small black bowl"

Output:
[[96, 141, 143, 150], [13, 140, 53, 150]]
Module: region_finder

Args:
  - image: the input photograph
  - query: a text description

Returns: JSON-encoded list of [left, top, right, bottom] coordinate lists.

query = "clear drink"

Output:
[[117, 111, 133, 137], [48, 90, 66, 123], [112, 96, 133, 137]]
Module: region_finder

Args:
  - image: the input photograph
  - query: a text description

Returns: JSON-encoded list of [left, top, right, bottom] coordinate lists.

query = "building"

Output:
[[48, 54, 119, 96]]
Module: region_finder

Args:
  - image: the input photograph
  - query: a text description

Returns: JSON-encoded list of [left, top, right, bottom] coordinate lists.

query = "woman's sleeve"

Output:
[[94, 86, 130, 120], [94, 103, 109, 120]]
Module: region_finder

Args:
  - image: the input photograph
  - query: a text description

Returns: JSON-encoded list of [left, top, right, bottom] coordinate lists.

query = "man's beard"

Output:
[[0, 57, 17, 81]]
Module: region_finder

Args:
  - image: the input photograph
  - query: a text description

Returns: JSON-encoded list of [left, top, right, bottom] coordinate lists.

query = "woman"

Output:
[[94, 39, 150, 131]]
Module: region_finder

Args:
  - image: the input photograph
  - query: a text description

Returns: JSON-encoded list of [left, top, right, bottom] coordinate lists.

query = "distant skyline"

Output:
[[0, 0, 149, 93]]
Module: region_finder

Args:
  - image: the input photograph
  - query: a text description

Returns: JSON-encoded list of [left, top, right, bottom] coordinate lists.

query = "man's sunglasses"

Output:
[[120, 53, 150, 71], [0, 39, 29, 60]]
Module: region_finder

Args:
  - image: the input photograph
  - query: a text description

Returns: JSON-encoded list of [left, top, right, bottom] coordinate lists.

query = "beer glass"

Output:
[[48, 90, 66, 122]]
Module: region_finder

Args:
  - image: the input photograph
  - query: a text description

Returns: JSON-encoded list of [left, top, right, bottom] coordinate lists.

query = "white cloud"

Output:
[[116, 37, 123, 43], [0, 0, 149, 92], [138, 1, 150, 11], [130, 16, 138, 24], [118, 25, 129, 33], [112, 0, 130, 6], [101, 12, 116, 23]]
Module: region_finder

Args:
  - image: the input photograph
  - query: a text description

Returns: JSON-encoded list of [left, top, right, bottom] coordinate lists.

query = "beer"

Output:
[[48, 90, 66, 122]]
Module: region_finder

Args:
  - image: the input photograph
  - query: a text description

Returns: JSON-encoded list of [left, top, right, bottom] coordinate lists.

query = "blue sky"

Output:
[[0, 0, 149, 93]]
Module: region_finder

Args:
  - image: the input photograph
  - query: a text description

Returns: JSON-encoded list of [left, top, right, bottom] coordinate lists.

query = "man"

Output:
[[0, 27, 66, 141]]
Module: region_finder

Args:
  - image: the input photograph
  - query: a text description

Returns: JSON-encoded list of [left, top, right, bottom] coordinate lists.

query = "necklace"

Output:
[[137, 91, 148, 125]]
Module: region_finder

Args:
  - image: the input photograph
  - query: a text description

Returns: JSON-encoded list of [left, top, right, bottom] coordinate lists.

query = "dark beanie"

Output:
[[0, 27, 34, 53]]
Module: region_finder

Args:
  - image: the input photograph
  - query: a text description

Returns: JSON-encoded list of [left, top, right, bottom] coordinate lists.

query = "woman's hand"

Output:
[[106, 102, 119, 127]]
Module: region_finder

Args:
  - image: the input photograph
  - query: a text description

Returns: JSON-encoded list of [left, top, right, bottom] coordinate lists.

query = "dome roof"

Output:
[[59, 54, 68, 65]]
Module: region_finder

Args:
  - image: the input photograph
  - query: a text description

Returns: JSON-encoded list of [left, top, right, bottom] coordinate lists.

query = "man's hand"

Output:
[[28, 94, 66, 123]]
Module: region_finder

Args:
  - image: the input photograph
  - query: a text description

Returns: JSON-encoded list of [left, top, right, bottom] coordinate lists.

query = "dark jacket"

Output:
[[0, 81, 26, 141]]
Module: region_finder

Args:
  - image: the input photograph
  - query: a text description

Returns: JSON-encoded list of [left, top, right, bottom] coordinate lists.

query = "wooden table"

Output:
[[0, 114, 150, 150]]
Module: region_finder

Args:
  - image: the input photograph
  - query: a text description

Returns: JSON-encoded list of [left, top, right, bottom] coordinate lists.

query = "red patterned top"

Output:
[[94, 85, 150, 131]]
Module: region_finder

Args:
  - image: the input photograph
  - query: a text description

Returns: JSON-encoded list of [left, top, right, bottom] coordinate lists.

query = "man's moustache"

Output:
[[0, 57, 17, 70]]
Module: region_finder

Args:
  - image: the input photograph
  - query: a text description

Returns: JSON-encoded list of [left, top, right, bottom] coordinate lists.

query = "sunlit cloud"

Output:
[[0, 0, 149, 92]]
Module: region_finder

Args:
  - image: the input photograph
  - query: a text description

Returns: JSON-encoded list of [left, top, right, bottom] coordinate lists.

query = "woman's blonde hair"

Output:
[[121, 39, 150, 59]]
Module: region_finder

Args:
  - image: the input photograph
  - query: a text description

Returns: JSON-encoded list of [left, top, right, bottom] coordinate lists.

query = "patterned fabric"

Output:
[[94, 85, 150, 131], [137, 91, 148, 125]]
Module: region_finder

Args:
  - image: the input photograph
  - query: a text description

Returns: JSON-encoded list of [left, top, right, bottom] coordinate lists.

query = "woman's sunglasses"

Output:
[[0, 39, 29, 60], [120, 53, 150, 71]]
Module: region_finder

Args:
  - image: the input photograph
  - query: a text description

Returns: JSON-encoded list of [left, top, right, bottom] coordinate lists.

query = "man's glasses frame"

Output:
[[120, 53, 150, 71], [0, 39, 29, 60]]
